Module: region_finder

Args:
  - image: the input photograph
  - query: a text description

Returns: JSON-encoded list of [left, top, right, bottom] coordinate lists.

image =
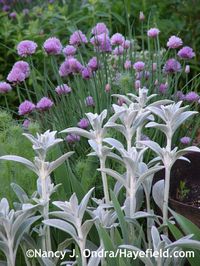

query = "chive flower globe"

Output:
[[124, 60, 132, 69], [177, 46, 195, 59], [59, 61, 71, 77], [133, 61, 145, 72], [13, 61, 30, 78], [167, 35, 183, 49], [69, 30, 88, 46], [90, 33, 111, 52], [36, 97, 54, 111], [66, 134, 80, 144], [18, 100, 35, 115], [43, 37, 62, 55], [17, 40, 37, 57], [113, 46, 124, 55], [22, 119, 31, 128], [110, 33, 125, 46], [0, 82, 12, 93], [7, 68, 26, 83], [91, 22, 109, 35], [63, 45, 76, 57], [185, 91, 199, 102], [147, 28, 160, 38], [163, 58, 181, 74], [55, 84, 72, 95], [87, 57, 99, 71], [180, 136, 191, 145], [78, 118, 89, 129], [67, 57, 83, 73], [81, 67, 92, 79], [85, 96, 94, 107], [122, 39, 131, 49]]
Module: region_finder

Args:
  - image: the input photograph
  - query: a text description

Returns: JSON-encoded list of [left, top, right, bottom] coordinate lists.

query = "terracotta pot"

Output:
[[153, 152, 200, 227]]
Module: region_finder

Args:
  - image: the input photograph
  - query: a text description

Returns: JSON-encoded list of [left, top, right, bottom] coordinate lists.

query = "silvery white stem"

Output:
[[130, 173, 136, 218], [100, 157, 110, 204], [163, 165, 171, 235], [143, 185, 152, 249], [77, 222, 87, 266], [7, 239, 15, 266]]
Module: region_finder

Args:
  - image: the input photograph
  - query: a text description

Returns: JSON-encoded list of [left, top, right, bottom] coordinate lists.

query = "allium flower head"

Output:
[[13, 61, 30, 78], [0, 82, 12, 93], [78, 118, 89, 129], [159, 83, 168, 94], [113, 46, 124, 55], [23, 8, 29, 16], [185, 91, 199, 102], [17, 40, 37, 57], [69, 30, 88, 46], [122, 40, 130, 49], [23, 119, 31, 128], [85, 96, 94, 107], [91, 22, 109, 35], [133, 61, 145, 72], [174, 91, 185, 101], [55, 84, 72, 95], [111, 33, 125, 45], [167, 36, 183, 49], [59, 60, 71, 77], [36, 97, 54, 111], [147, 28, 160, 38], [67, 57, 83, 73], [177, 46, 195, 59], [135, 80, 141, 89], [7, 68, 26, 83], [90, 33, 111, 52], [66, 133, 80, 144], [124, 60, 132, 69], [9, 12, 17, 19], [18, 100, 35, 115], [88, 57, 99, 71], [43, 37, 62, 55], [163, 58, 181, 74], [82, 67, 92, 79], [63, 45, 76, 57], [180, 136, 191, 145]]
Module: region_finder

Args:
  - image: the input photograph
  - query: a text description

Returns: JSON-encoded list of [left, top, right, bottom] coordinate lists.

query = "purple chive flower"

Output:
[[185, 65, 190, 74], [90, 33, 111, 52], [91, 22, 109, 35], [133, 61, 145, 72], [36, 97, 54, 111], [180, 136, 191, 145], [7, 68, 26, 83], [22, 119, 31, 128], [105, 83, 111, 92], [69, 30, 88, 46], [111, 33, 125, 46], [55, 84, 71, 95], [9, 12, 17, 19], [43, 37, 62, 55], [18, 100, 35, 115], [124, 60, 132, 69], [63, 45, 76, 57], [139, 11, 145, 21], [23, 9, 29, 16], [66, 133, 80, 144], [122, 40, 130, 49], [174, 91, 185, 101], [13, 61, 30, 78], [177, 46, 195, 59], [167, 36, 183, 49], [159, 83, 168, 94], [2, 5, 10, 12], [135, 80, 141, 89], [88, 57, 99, 71], [67, 57, 83, 73], [0, 82, 12, 93], [59, 60, 71, 77], [78, 118, 89, 129], [82, 67, 92, 79], [17, 40, 37, 57], [185, 91, 199, 102], [85, 96, 94, 106], [163, 58, 181, 74], [113, 46, 124, 55], [147, 28, 160, 38]]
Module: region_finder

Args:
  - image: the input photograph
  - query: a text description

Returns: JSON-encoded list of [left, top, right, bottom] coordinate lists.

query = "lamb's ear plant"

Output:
[[0, 198, 41, 266], [0, 130, 74, 252], [60, 110, 112, 205], [140, 101, 200, 234], [43, 188, 95, 266]]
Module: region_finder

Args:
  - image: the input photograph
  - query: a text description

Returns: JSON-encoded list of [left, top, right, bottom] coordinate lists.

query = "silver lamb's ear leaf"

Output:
[[0, 155, 37, 174], [98, 168, 127, 189], [88, 246, 102, 266], [48, 152, 74, 175], [152, 180, 164, 212], [81, 219, 94, 238], [0, 241, 9, 258], [78, 187, 94, 221], [103, 138, 124, 150], [43, 219, 78, 242], [139, 140, 163, 158], [151, 225, 161, 251], [145, 122, 168, 135], [60, 127, 94, 139], [176, 146, 200, 159]]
